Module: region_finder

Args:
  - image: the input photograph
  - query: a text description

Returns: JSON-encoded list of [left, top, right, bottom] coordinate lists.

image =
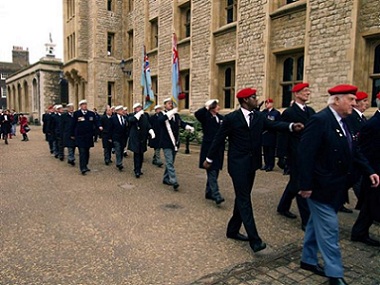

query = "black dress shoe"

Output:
[[300, 261, 326, 276], [265, 167, 273, 172], [135, 173, 140, 178], [173, 183, 179, 191], [105, 161, 110, 165], [251, 241, 267, 253], [278, 210, 297, 219], [205, 194, 215, 201], [68, 160, 75, 166], [81, 170, 87, 175], [260, 166, 267, 170], [351, 236, 380, 246], [215, 197, 225, 205], [329, 277, 348, 285], [339, 206, 353, 213], [117, 165, 124, 171], [226, 233, 249, 242]]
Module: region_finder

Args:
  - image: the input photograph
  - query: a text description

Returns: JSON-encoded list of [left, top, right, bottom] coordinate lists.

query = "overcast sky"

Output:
[[0, 0, 63, 64]]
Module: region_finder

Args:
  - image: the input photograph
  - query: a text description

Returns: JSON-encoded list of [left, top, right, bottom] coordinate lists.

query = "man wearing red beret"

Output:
[[276, 82, 316, 229], [203, 88, 303, 254], [261, 98, 281, 172], [298, 84, 379, 285], [351, 93, 380, 247]]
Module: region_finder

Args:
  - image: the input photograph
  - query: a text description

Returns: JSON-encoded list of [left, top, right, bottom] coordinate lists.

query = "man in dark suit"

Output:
[[158, 98, 194, 191], [351, 92, 380, 247], [42, 105, 56, 155], [50, 105, 65, 161], [149, 105, 163, 167], [261, 98, 281, 172], [128, 103, 154, 178], [298, 84, 379, 285], [99, 107, 113, 165], [343, 91, 369, 211], [276, 83, 316, 229], [110, 105, 129, 171], [0, 109, 12, 145], [62, 103, 76, 166], [195, 99, 225, 205], [204, 88, 303, 253], [71, 100, 100, 175]]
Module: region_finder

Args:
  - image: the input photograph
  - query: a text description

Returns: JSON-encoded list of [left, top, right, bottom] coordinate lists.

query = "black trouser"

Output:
[[277, 168, 310, 226], [78, 147, 90, 171], [263, 145, 275, 169], [56, 136, 64, 159], [351, 179, 376, 239], [133, 152, 144, 174], [227, 171, 261, 244]]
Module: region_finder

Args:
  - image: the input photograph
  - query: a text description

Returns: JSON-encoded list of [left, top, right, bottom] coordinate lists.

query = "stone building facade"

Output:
[[0, 46, 30, 109], [62, 0, 380, 113], [6, 57, 65, 122]]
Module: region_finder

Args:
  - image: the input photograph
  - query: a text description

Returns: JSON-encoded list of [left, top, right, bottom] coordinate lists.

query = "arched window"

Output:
[[371, 44, 380, 107], [280, 54, 304, 107]]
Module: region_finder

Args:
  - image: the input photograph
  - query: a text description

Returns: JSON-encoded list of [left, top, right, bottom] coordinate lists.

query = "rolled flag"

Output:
[[141, 45, 155, 110]]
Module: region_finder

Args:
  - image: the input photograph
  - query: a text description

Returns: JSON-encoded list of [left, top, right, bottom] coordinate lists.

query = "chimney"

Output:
[[12, 46, 30, 67]]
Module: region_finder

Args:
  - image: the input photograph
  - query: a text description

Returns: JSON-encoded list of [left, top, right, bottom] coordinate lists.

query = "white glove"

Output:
[[166, 108, 178, 120], [149, 129, 156, 139], [205, 99, 218, 110], [185, 125, 195, 133], [134, 110, 144, 120]]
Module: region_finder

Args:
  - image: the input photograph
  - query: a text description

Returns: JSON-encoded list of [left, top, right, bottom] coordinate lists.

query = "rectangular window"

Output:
[[151, 76, 158, 107], [128, 0, 134, 12], [107, 32, 115, 56], [127, 30, 134, 58], [180, 70, 190, 109], [150, 18, 158, 50], [179, 2, 191, 40], [370, 43, 380, 106], [280, 54, 304, 107], [107, 81, 115, 106], [1, 73, 7, 80], [127, 80, 133, 109], [1, 87, 6, 98], [107, 0, 114, 11], [225, 0, 237, 24]]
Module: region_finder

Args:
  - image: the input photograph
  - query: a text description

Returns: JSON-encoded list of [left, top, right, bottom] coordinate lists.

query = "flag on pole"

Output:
[[141, 45, 155, 110], [171, 33, 186, 107]]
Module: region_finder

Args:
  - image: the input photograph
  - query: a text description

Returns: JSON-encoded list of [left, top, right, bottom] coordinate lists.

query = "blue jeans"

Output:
[[163, 148, 177, 184], [67, 146, 75, 162], [206, 169, 223, 200], [302, 199, 343, 278], [153, 148, 162, 164]]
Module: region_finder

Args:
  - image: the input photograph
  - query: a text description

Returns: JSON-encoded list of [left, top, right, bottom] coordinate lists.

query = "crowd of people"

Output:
[[0, 109, 30, 144], [3, 83, 380, 285]]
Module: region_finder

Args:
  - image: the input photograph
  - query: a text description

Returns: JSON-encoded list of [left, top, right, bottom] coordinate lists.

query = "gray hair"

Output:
[[327, 94, 343, 105]]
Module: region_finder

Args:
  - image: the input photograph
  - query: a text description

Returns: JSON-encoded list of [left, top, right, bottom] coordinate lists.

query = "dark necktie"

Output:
[[249, 112, 254, 129], [361, 115, 367, 122], [341, 118, 352, 151]]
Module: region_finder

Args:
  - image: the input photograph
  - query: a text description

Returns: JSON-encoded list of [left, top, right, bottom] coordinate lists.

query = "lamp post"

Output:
[[119, 59, 132, 77]]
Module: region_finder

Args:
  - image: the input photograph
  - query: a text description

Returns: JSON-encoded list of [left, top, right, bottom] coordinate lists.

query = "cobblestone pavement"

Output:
[[1, 126, 379, 285]]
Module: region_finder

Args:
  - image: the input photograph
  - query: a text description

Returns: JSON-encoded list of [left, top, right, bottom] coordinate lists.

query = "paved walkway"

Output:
[[1, 126, 379, 285]]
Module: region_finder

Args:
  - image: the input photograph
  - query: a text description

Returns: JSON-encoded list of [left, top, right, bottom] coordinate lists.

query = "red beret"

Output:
[[236, 88, 256, 99], [328, 84, 357, 96], [265, 98, 274, 103], [292, 83, 309, 93], [355, 91, 368, 101], [377, 92, 380, 100]]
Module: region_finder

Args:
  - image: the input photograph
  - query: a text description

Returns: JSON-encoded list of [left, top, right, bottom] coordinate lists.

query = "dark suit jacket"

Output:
[[298, 107, 374, 209], [62, 112, 76, 147], [207, 108, 291, 177], [99, 114, 112, 147], [195, 107, 225, 170], [358, 111, 380, 221], [158, 112, 188, 150], [71, 110, 98, 148], [109, 114, 129, 144], [346, 109, 366, 136], [148, 113, 161, 149], [276, 103, 316, 167], [128, 112, 151, 153], [261, 108, 281, 147], [50, 113, 64, 138]]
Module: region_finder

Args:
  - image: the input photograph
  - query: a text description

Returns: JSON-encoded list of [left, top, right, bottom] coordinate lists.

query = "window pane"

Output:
[[297, 56, 304, 81], [283, 58, 293, 82], [374, 44, 380, 74], [185, 74, 190, 109], [372, 78, 380, 107], [225, 68, 232, 87], [224, 89, 231, 108], [227, 8, 234, 24], [282, 85, 292, 108], [227, 0, 234, 5]]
